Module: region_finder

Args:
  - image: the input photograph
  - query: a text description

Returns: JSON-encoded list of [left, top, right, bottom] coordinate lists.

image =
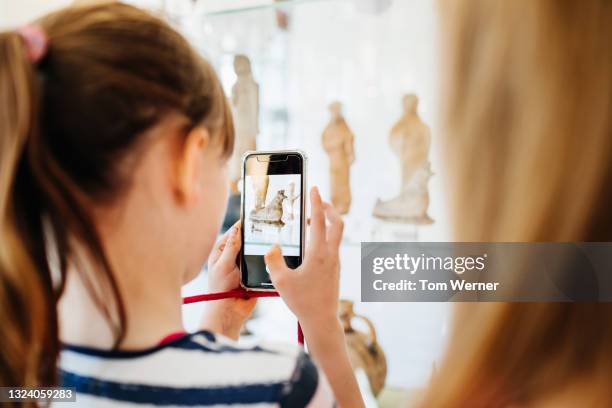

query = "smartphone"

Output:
[[240, 150, 306, 291]]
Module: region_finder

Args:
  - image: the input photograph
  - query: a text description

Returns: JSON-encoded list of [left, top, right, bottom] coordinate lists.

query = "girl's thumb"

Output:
[[264, 245, 289, 281]]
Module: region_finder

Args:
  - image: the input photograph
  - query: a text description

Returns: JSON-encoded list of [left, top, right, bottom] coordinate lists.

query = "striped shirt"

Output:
[[57, 330, 334, 407]]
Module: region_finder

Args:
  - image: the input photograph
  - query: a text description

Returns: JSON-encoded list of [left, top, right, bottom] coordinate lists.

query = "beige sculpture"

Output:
[[285, 181, 300, 220], [245, 158, 270, 211], [250, 190, 286, 224], [229, 55, 259, 191], [339, 299, 387, 396], [322, 102, 355, 215], [253, 175, 269, 210], [373, 94, 433, 224]]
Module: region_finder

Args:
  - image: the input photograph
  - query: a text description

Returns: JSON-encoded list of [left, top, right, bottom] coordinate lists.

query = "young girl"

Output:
[[0, 3, 363, 407]]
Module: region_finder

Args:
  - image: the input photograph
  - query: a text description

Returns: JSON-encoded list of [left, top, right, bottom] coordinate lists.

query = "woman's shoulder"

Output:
[[59, 330, 321, 407]]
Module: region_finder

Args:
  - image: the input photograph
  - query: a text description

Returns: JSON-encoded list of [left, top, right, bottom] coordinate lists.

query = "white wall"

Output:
[[0, 0, 271, 29], [0, 0, 71, 29]]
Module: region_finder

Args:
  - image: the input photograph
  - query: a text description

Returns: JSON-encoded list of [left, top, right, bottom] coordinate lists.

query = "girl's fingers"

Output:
[[217, 223, 241, 267], [323, 202, 343, 249], [209, 243, 223, 265], [265, 245, 291, 288], [309, 187, 325, 247], [210, 221, 241, 264]]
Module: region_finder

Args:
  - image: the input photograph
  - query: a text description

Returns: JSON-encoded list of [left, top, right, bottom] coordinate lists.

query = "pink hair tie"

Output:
[[16, 24, 48, 64]]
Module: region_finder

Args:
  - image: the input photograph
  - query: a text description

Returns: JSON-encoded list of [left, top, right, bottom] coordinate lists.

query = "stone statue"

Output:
[[250, 190, 286, 224], [373, 94, 433, 224], [252, 175, 269, 211], [229, 55, 259, 191], [285, 181, 300, 220], [339, 299, 387, 396], [322, 102, 355, 215]]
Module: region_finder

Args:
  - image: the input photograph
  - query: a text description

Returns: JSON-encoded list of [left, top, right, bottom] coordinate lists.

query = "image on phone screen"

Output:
[[241, 152, 304, 290]]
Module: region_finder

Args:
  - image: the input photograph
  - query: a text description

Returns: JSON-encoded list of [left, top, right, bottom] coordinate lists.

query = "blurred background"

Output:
[[1, 0, 451, 404]]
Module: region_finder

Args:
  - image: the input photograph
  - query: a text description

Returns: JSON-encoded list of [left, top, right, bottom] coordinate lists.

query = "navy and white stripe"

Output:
[[56, 330, 329, 407]]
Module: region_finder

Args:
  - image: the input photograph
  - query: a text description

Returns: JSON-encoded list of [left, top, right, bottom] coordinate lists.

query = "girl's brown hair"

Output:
[[421, 0, 612, 406], [0, 2, 233, 388]]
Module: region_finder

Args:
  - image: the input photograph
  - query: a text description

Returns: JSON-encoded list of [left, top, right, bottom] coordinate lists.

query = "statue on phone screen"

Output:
[[322, 101, 355, 215], [285, 181, 300, 220], [229, 55, 259, 191], [373, 94, 433, 224]]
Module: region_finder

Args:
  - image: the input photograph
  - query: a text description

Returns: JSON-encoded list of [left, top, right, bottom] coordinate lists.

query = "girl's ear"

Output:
[[175, 126, 209, 205]]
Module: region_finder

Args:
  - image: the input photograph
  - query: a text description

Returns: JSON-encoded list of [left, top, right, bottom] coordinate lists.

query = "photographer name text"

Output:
[[371, 253, 500, 293]]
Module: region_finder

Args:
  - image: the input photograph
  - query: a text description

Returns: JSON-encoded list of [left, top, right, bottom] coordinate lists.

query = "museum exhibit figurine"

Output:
[[373, 94, 434, 224], [322, 101, 355, 215], [339, 300, 387, 396], [249, 190, 287, 224], [274, 0, 290, 30], [285, 181, 300, 220], [253, 175, 270, 210], [230, 55, 260, 190]]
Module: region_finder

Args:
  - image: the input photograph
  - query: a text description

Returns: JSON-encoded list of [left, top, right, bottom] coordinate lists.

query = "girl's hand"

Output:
[[207, 221, 244, 293], [265, 187, 364, 408], [264, 187, 343, 336], [200, 221, 256, 340]]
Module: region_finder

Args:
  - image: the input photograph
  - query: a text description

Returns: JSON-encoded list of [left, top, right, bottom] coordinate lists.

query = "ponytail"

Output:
[[0, 32, 57, 388]]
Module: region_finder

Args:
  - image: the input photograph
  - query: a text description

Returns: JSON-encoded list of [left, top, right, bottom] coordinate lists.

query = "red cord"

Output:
[[183, 289, 280, 304], [297, 322, 304, 346], [183, 289, 304, 346]]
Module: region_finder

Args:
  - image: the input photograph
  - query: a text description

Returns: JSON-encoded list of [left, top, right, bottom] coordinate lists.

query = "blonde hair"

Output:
[[421, 0, 612, 406], [0, 2, 233, 390]]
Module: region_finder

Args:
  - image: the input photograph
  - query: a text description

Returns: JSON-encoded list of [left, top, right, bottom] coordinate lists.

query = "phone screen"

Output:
[[241, 152, 304, 290]]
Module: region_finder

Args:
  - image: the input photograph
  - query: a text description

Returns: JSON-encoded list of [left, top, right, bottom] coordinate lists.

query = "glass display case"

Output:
[[136, 0, 454, 402]]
